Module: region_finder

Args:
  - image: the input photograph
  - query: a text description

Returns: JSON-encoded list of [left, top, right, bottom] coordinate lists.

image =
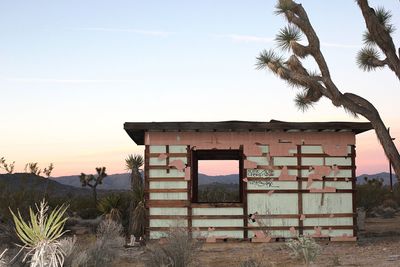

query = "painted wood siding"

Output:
[[146, 133, 357, 240]]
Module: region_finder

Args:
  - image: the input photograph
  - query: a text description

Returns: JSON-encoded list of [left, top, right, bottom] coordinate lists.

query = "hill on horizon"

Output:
[[1, 172, 396, 193], [51, 171, 398, 190], [51, 173, 240, 190], [0, 173, 92, 197]]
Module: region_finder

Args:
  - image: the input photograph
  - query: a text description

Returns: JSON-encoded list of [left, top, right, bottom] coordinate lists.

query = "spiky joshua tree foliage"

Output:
[[125, 154, 144, 189], [356, 2, 399, 78], [256, 0, 400, 179], [80, 167, 107, 206], [0, 157, 15, 174], [9, 199, 69, 267]]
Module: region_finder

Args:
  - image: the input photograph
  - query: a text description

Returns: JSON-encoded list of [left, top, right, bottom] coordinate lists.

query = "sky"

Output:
[[0, 0, 399, 177]]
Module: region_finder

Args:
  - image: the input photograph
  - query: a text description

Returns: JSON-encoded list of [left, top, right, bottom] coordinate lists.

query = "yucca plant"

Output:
[[9, 199, 69, 267], [97, 194, 122, 221]]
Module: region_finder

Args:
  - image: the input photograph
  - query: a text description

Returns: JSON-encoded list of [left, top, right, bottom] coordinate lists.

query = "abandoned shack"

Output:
[[124, 120, 373, 242]]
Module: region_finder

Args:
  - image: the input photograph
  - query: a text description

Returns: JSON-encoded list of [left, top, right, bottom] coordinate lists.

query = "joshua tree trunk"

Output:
[[341, 93, 400, 177], [91, 186, 97, 206]]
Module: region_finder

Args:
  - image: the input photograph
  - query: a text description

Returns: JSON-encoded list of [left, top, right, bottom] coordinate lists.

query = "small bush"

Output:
[[382, 199, 398, 210], [85, 220, 125, 267], [286, 235, 320, 266], [59, 236, 77, 267], [145, 228, 201, 267]]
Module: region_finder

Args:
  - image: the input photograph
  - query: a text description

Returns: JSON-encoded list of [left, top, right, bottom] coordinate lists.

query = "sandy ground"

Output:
[[112, 216, 400, 267], [113, 237, 400, 267]]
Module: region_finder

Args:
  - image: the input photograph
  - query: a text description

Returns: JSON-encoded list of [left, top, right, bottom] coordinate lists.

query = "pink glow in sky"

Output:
[[198, 160, 239, 176], [0, 1, 398, 177]]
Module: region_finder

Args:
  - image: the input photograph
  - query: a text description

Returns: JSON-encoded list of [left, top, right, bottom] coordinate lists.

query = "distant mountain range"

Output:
[[51, 173, 240, 190], [51, 172, 398, 190], [0, 173, 92, 197], [51, 173, 131, 190], [1, 172, 397, 194], [356, 172, 398, 186]]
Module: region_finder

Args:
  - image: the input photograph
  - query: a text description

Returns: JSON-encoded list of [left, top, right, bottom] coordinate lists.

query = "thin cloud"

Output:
[[70, 27, 174, 37], [218, 34, 274, 44], [4, 78, 137, 84]]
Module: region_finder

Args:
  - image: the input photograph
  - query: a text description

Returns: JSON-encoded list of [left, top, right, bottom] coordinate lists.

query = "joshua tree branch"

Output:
[[357, 0, 400, 79], [258, 0, 400, 179]]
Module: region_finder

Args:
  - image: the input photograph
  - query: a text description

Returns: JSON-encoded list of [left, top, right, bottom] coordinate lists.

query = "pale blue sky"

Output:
[[0, 1, 398, 176]]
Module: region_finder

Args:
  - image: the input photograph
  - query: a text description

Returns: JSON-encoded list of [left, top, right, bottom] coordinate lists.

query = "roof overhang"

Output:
[[124, 120, 373, 145]]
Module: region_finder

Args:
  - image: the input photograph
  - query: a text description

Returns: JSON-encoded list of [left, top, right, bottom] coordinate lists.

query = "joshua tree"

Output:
[[256, 0, 400, 179], [25, 162, 41, 176], [125, 154, 145, 238], [80, 167, 107, 206], [0, 157, 15, 174], [43, 163, 54, 198]]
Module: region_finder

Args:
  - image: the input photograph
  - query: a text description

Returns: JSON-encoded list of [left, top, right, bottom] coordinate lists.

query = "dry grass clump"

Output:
[[61, 220, 125, 267], [0, 249, 8, 267], [145, 228, 202, 267]]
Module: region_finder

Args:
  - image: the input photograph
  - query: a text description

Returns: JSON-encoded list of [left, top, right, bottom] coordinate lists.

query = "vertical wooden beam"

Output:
[[241, 146, 248, 240], [166, 145, 170, 173], [297, 145, 303, 236], [192, 151, 198, 202], [351, 145, 357, 237], [144, 145, 150, 239], [186, 145, 192, 236]]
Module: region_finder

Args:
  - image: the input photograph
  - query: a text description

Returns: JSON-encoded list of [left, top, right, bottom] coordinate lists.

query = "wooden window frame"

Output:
[[191, 149, 243, 203]]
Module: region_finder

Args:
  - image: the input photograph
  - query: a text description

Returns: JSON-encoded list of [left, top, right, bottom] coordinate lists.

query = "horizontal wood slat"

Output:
[[149, 153, 188, 157], [147, 189, 188, 193], [247, 177, 353, 182], [149, 225, 355, 231], [246, 189, 354, 193], [191, 203, 243, 208], [149, 215, 244, 219], [149, 213, 355, 220], [148, 178, 186, 181], [146, 200, 189, 207]]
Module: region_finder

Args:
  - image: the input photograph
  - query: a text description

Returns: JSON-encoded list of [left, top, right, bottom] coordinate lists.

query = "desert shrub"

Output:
[[59, 236, 91, 267], [356, 178, 391, 212], [198, 183, 239, 202], [145, 228, 201, 267], [0, 249, 8, 267], [382, 199, 398, 210], [58, 236, 77, 266], [10, 199, 69, 267], [286, 235, 321, 266], [83, 219, 125, 267]]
